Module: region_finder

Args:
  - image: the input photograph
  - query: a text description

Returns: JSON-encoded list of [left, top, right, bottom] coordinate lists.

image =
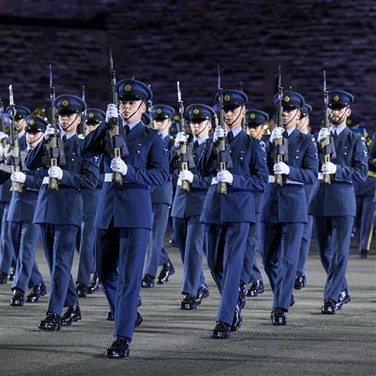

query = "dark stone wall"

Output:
[[0, 0, 374, 131]]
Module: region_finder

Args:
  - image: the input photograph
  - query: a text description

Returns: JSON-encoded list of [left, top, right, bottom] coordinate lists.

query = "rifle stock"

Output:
[[320, 70, 333, 184], [274, 66, 285, 186], [176, 81, 190, 191], [8, 85, 23, 192]]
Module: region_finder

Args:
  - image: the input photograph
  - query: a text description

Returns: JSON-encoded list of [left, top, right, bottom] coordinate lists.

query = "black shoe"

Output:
[[179, 294, 198, 310], [247, 279, 264, 297], [336, 289, 351, 310], [61, 303, 81, 326], [26, 283, 47, 303], [10, 289, 25, 307], [359, 249, 368, 259], [0, 271, 8, 284], [76, 283, 88, 298], [294, 274, 306, 290], [231, 304, 242, 332], [141, 274, 155, 288], [238, 282, 247, 310], [106, 311, 114, 321], [135, 311, 143, 327], [290, 294, 295, 307], [87, 274, 100, 294], [196, 284, 209, 305], [38, 312, 62, 331], [271, 308, 287, 326], [321, 299, 337, 314], [105, 336, 131, 359], [8, 267, 15, 281], [211, 321, 231, 339], [157, 260, 175, 284]]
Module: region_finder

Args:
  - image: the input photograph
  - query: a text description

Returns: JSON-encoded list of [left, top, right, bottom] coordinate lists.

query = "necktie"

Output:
[[124, 125, 130, 135], [227, 131, 234, 143], [331, 131, 337, 139], [62, 135, 67, 142], [193, 140, 199, 150]]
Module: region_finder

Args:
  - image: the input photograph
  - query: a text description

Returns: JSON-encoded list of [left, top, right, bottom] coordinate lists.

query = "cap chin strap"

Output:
[[330, 106, 348, 126], [123, 101, 144, 123], [28, 133, 44, 146], [284, 110, 299, 128], [61, 113, 79, 132], [225, 106, 243, 127], [193, 120, 210, 137]]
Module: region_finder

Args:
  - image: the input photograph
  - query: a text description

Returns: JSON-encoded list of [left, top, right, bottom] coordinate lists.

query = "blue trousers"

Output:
[[296, 214, 314, 275], [96, 226, 149, 339], [0, 202, 15, 274], [173, 216, 206, 296], [143, 203, 170, 277], [9, 221, 43, 292], [40, 223, 78, 315], [205, 222, 248, 326], [313, 215, 353, 301], [260, 222, 304, 311]]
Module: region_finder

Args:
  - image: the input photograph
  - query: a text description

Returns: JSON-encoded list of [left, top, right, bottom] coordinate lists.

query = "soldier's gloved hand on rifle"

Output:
[[318, 127, 331, 142], [322, 161, 337, 175], [111, 156, 128, 176], [179, 170, 193, 183], [44, 124, 56, 140], [48, 166, 63, 180], [174, 132, 187, 148], [213, 126, 226, 143], [11, 171, 26, 184], [105, 103, 119, 125], [269, 127, 284, 143], [0, 131, 7, 142], [273, 161, 290, 175], [217, 170, 233, 184]]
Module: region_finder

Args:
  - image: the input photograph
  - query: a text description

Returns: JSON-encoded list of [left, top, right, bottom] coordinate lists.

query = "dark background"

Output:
[[0, 0, 374, 132]]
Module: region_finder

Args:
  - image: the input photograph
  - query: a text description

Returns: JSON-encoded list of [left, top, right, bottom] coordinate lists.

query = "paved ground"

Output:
[[0, 237, 375, 376]]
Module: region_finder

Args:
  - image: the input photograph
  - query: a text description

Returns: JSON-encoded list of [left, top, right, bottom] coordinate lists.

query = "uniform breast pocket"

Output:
[[131, 149, 147, 169]]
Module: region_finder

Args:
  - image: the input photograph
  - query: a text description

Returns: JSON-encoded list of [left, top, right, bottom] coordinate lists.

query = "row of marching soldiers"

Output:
[[0, 78, 372, 359]]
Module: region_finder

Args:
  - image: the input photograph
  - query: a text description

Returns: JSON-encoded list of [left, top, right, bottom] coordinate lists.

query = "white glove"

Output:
[[318, 128, 330, 142], [322, 162, 337, 175], [179, 170, 194, 183], [77, 134, 85, 140], [213, 126, 226, 143], [269, 127, 284, 143], [105, 103, 119, 124], [174, 132, 188, 148], [273, 162, 290, 175], [44, 124, 56, 140], [110, 156, 128, 176], [0, 131, 7, 142], [11, 172, 26, 184], [48, 166, 63, 180], [217, 170, 233, 184]]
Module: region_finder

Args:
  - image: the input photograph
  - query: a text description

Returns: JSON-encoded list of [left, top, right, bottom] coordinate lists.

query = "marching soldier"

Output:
[[80, 79, 169, 358], [308, 90, 368, 314], [75, 108, 105, 296], [142, 104, 175, 288], [241, 109, 268, 297], [294, 103, 315, 289], [0, 115, 48, 306], [171, 104, 213, 310], [0, 105, 30, 284], [198, 89, 268, 339], [25, 95, 99, 330], [259, 91, 318, 326]]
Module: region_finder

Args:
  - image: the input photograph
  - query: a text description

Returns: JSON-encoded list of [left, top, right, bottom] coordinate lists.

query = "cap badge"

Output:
[[250, 113, 255, 119], [89, 112, 94, 118], [224, 95, 231, 102], [125, 84, 132, 92], [333, 95, 339, 102], [157, 108, 162, 114], [283, 96, 290, 103], [62, 100, 69, 107], [30, 119, 35, 125], [193, 108, 200, 115]]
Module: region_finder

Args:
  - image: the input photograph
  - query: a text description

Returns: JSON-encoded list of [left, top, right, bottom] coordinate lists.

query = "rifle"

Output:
[[176, 81, 190, 191], [319, 70, 335, 184], [214, 65, 232, 194], [273, 66, 287, 186], [78, 85, 86, 137], [44, 65, 65, 190], [106, 49, 128, 186], [8, 85, 23, 192], [0, 99, 7, 148]]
